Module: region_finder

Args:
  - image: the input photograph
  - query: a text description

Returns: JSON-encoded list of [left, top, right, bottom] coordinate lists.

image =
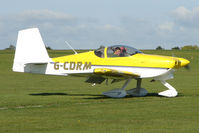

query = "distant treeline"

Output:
[[4, 45, 52, 50], [4, 44, 199, 51], [156, 45, 199, 50]]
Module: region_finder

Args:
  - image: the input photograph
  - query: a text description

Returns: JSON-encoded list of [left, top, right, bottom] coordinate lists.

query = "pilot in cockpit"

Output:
[[114, 47, 126, 57]]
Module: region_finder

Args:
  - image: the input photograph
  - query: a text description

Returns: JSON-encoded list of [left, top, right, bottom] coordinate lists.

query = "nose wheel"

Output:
[[158, 80, 178, 97]]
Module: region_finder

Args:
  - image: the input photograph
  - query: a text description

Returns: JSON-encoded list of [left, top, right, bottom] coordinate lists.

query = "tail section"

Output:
[[13, 28, 50, 73]]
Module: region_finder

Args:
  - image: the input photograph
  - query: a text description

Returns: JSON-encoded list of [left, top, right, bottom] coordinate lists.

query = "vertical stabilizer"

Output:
[[13, 28, 50, 72]]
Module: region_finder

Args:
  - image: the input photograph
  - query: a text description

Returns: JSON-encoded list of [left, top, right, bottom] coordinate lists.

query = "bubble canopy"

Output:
[[94, 45, 142, 58]]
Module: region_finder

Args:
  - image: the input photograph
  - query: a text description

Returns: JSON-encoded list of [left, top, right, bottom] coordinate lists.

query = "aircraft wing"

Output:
[[94, 68, 140, 78], [85, 68, 140, 84]]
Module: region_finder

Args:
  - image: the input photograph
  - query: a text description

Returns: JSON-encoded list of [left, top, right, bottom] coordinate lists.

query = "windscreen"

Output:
[[107, 45, 142, 57]]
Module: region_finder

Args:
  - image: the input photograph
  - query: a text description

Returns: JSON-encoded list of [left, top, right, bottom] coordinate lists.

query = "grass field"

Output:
[[0, 49, 198, 133]]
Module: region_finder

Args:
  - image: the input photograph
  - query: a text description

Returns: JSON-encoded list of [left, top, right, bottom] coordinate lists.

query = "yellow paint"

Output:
[[52, 47, 189, 69], [94, 68, 140, 78], [104, 47, 108, 58]]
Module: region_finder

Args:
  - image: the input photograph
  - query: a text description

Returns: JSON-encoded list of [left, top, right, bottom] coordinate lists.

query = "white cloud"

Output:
[[103, 24, 124, 31], [19, 10, 76, 23], [151, 6, 199, 48], [157, 22, 174, 32], [0, 10, 78, 49], [1, 7, 199, 50], [172, 6, 190, 20], [172, 6, 199, 28], [0, 10, 129, 49]]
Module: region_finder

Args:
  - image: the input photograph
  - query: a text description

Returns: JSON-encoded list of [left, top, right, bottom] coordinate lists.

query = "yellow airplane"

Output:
[[13, 28, 190, 98]]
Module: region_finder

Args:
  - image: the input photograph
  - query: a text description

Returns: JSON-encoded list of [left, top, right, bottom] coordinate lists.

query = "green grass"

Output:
[[0, 50, 199, 133]]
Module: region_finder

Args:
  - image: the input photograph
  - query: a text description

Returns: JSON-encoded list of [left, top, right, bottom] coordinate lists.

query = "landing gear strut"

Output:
[[126, 78, 148, 97], [102, 78, 148, 98], [102, 78, 177, 98], [102, 79, 131, 98]]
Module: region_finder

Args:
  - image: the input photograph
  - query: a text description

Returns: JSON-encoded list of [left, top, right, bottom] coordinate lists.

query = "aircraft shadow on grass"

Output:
[[29, 92, 103, 97], [28, 92, 179, 99]]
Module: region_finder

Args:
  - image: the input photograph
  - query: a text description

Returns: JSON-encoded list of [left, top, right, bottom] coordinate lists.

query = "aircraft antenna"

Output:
[[65, 41, 78, 54]]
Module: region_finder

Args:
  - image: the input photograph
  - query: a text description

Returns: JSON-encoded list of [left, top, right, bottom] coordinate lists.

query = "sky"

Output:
[[1, 0, 199, 49]]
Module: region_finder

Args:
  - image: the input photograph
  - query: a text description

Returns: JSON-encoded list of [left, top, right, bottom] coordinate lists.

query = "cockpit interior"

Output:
[[94, 45, 142, 58]]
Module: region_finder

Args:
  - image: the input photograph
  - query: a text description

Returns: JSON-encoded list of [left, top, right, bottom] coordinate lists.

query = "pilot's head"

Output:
[[114, 47, 121, 56]]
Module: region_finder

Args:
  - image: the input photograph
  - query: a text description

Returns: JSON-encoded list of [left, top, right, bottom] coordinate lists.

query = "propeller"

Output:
[[172, 53, 190, 70], [184, 64, 190, 70]]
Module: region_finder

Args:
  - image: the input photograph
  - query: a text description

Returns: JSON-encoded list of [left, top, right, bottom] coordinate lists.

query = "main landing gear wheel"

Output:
[[102, 78, 148, 98], [102, 79, 131, 98], [102, 89, 127, 98], [126, 79, 148, 97]]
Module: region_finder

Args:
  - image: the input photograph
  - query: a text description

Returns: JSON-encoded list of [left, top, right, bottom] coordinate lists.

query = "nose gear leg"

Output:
[[158, 80, 178, 97]]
